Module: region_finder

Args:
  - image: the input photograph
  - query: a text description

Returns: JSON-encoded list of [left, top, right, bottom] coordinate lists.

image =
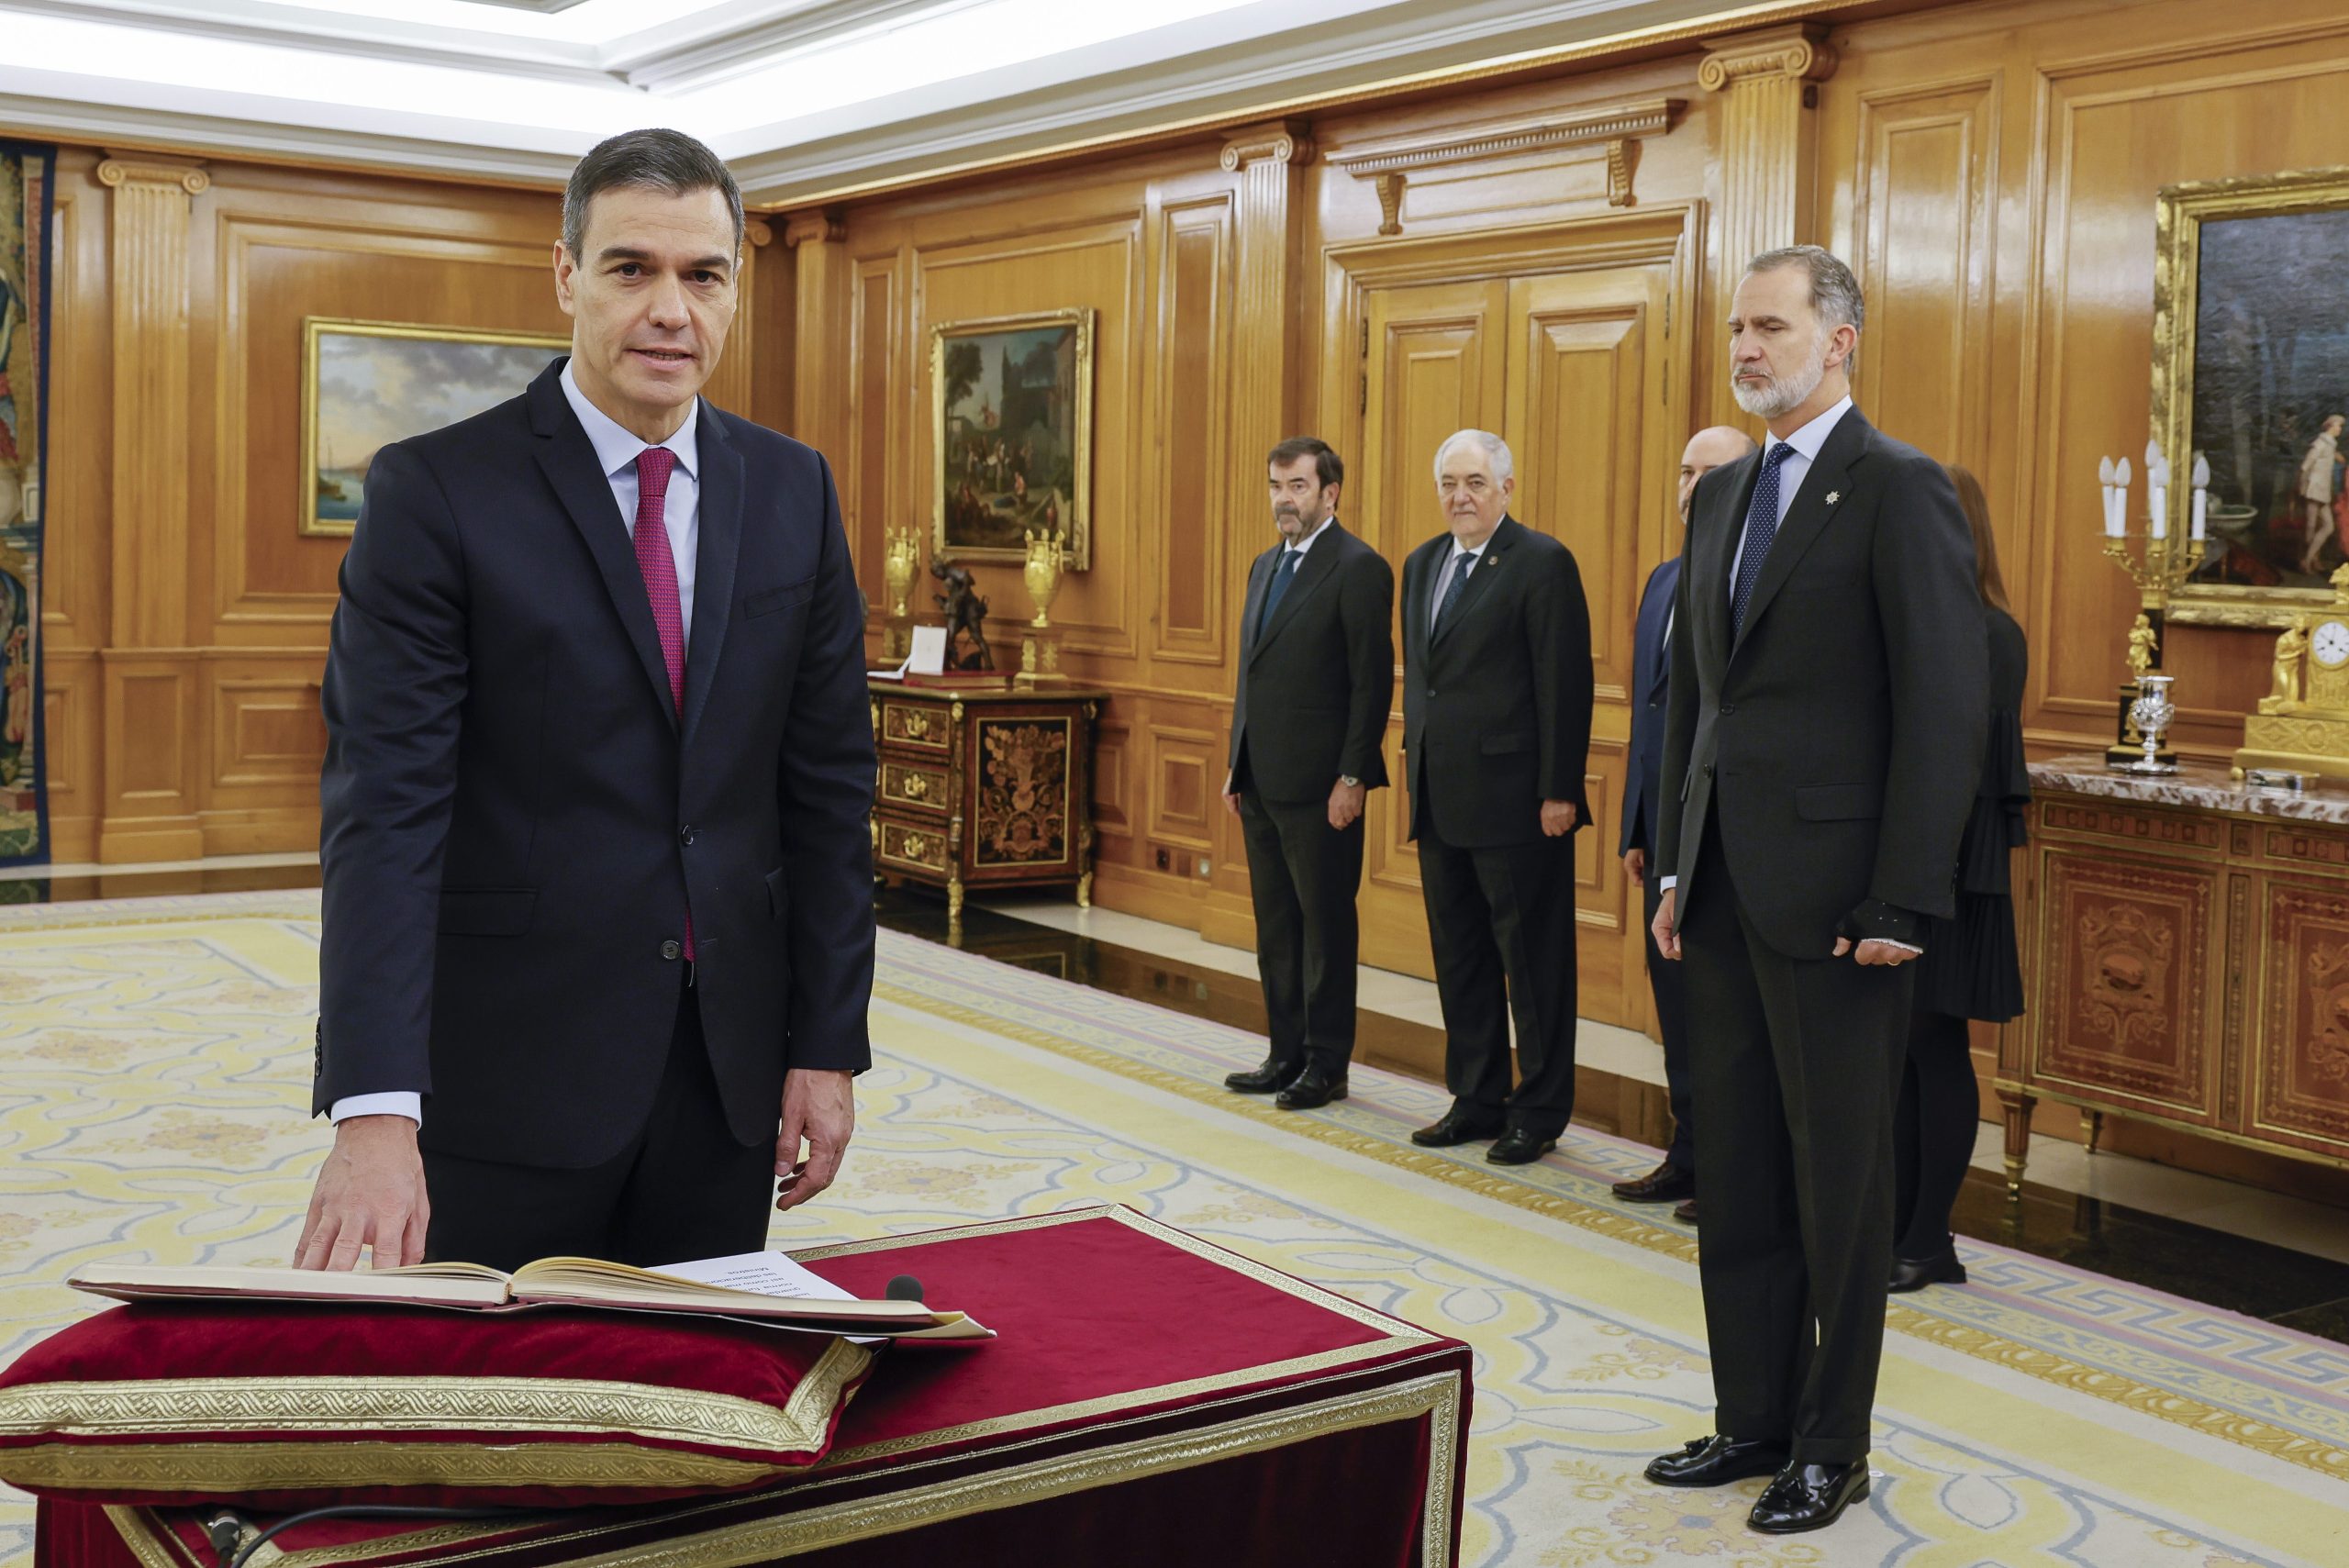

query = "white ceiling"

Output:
[[0, 0, 1744, 205]]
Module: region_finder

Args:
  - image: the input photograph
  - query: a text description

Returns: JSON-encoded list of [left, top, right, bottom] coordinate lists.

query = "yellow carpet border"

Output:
[[874, 979, 2349, 1485]]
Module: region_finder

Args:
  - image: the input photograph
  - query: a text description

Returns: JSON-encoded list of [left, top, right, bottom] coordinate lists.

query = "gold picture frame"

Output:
[[930, 308, 1093, 570], [2154, 167, 2349, 627], [300, 317, 567, 539]]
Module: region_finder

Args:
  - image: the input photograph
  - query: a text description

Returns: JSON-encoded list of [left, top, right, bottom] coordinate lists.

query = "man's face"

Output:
[[1677, 428, 1755, 520], [1268, 456, 1339, 540], [1728, 265, 1846, 422], [1436, 442, 1512, 545], [2328, 415, 2345, 438], [555, 183, 738, 433]]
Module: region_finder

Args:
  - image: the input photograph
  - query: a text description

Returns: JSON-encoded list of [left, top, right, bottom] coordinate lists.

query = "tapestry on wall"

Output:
[[0, 140, 52, 867]]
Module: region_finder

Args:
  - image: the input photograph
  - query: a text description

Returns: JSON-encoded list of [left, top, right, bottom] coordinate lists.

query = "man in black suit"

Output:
[[1399, 430, 1594, 1166], [1644, 247, 1987, 1532], [297, 129, 875, 1272], [1613, 425, 1755, 1223], [1221, 439, 1396, 1110]]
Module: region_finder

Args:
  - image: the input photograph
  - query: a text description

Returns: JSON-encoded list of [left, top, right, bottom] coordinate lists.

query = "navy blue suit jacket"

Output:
[[1620, 555, 1681, 859], [313, 360, 876, 1169]]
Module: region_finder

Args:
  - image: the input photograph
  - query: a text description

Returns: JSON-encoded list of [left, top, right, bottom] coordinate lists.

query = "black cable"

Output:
[[216, 1504, 529, 1568]]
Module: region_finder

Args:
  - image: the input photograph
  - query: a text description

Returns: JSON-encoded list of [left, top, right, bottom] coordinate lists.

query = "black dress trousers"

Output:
[[1679, 825, 1911, 1466], [1238, 784, 1365, 1073], [422, 980, 777, 1272], [1415, 789, 1579, 1139]]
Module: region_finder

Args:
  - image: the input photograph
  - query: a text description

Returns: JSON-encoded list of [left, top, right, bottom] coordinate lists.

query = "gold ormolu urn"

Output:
[[880, 523, 919, 661], [1017, 527, 1067, 688]]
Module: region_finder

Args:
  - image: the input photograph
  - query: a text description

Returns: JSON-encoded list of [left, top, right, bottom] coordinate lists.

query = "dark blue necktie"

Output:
[[1434, 549, 1475, 628], [1259, 549, 1298, 636], [1730, 442, 1797, 637]]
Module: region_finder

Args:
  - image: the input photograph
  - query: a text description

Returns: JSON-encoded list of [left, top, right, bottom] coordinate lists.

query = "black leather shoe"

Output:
[[1612, 1161, 1695, 1203], [1485, 1129, 1559, 1165], [1275, 1066, 1349, 1110], [1410, 1106, 1506, 1146], [1672, 1197, 1699, 1225], [1643, 1435, 1791, 1488], [1224, 1057, 1303, 1094], [1888, 1245, 1967, 1294], [1748, 1461, 1870, 1533]]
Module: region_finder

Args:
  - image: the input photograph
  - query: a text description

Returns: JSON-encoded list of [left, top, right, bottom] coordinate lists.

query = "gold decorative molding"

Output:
[[1325, 97, 1679, 177], [746, 216, 775, 248], [1697, 23, 1839, 92], [782, 208, 846, 248], [1326, 98, 1679, 232], [1219, 119, 1314, 172], [95, 153, 209, 195]]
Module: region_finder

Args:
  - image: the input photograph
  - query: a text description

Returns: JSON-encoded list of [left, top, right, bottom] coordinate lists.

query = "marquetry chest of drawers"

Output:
[[1998, 755, 2349, 1193], [867, 681, 1106, 928]]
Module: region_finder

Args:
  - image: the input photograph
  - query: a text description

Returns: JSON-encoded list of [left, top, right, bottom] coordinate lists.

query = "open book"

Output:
[[67, 1255, 990, 1341]]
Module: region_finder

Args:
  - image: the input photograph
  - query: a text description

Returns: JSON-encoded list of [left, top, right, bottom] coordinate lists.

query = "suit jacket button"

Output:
[[1719, 702, 1735, 716], [660, 940, 683, 961], [680, 825, 697, 846]]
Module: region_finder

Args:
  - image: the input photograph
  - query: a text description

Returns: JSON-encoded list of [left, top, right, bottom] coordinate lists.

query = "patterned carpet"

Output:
[[1, 891, 2344, 1567]]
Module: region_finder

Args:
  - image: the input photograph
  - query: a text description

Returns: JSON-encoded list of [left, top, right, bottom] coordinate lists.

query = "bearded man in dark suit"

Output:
[[1644, 247, 1987, 1533], [299, 129, 874, 1272], [1221, 438, 1395, 1110], [1398, 429, 1594, 1167]]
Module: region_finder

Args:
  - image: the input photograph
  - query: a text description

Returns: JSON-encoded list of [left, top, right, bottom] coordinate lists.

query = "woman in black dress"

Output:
[[1891, 463, 2029, 1292]]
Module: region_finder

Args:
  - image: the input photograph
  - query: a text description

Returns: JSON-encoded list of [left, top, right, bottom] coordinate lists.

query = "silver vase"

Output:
[[2116, 674, 2178, 775]]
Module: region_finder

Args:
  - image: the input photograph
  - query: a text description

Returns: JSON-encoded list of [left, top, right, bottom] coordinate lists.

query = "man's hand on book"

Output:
[[295, 1115, 429, 1270], [775, 1069, 854, 1212]]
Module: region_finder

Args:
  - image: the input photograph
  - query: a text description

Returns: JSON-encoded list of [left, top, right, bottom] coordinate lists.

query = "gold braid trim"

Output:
[[6, 1440, 777, 1493]]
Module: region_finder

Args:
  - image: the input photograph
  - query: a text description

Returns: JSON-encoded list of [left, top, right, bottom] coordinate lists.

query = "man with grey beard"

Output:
[[1222, 439, 1394, 1109], [1642, 247, 1987, 1533]]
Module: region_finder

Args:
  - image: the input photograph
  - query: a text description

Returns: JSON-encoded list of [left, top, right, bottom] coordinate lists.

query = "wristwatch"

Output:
[[1339, 775, 1361, 788]]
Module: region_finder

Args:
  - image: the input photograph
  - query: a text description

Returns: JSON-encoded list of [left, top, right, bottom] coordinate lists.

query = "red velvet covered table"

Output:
[[35, 1207, 1472, 1567]]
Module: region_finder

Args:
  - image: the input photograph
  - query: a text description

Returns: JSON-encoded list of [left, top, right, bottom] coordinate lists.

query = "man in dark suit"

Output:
[[1399, 430, 1593, 1166], [296, 129, 874, 1273], [1221, 439, 1396, 1110], [1613, 425, 1755, 1223], [1644, 247, 1987, 1533]]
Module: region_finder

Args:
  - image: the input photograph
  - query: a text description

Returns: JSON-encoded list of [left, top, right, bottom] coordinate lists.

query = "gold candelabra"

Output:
[[2095, 440, 2209, 766]]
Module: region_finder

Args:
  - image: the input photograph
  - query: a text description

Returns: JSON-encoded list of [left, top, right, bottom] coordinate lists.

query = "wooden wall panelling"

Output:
[[1150, 192, 1234, 669], [750, 232, 796, 436], [2252, 863, 2349, 1163], [785, 208, 852, 484], [1698, 25, 1838, 430], [849, 246, 902, 628]]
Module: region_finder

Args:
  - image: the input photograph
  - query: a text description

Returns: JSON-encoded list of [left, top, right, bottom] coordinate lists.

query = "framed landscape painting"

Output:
[[930, 308, 1093, 569], [2155, 167, 2349, 627], [301, 319, 566, 539]]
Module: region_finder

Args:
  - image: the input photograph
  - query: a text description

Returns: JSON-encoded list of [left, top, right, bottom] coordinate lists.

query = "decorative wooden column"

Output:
[[96, 151, 208, 863], [1699, 24, 1838, 427], [782, 208, 850, 463], [1219, 120, 1314, 480]]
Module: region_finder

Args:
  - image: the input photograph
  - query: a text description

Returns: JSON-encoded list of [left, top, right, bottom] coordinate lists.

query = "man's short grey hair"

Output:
[[563, 128, 744, 263], [1433, 429, 1514, 484], [1745, 244, 1864, 357]]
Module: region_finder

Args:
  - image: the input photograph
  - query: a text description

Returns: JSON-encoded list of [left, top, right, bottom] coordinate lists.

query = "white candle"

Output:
[[2099, 456, 2117, 537], [2190, 453, 2210, 543], [2114, 456, 2132, 539]]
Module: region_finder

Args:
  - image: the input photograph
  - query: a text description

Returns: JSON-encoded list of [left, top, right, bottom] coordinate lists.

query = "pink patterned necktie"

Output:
[[632, 447, 692, 959]]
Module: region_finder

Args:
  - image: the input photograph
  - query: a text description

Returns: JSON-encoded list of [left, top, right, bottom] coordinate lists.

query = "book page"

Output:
[[648, 1251, 857, 1303], [69, 1262, 509, 1309]]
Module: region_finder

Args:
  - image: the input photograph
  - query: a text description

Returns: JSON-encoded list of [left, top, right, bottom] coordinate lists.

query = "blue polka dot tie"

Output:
[[1730, 441, 1797, 639]]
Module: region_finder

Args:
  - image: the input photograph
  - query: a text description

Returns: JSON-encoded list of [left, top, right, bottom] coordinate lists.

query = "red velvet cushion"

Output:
[[0, 1301, 873, 1510]]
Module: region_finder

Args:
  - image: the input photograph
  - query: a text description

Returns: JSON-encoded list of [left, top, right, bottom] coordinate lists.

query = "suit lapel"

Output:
[[1689, 454, 1754, 677], [1431, 515, 1519, 648], [1403, 539, 1434, 665], [1250, 525, 1344, 664], [528, 365, 676, 731], [1730, 410, 1870, 662], [1239, 549, 1273, 660], [679, 403, 741, 751]]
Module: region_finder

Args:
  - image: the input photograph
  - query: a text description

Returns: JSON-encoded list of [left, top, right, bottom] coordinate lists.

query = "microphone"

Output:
[[884, 1274, 925, 1304]]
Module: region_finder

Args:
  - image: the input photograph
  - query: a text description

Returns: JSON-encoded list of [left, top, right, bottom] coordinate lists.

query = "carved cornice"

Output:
[[1698, 25, 1838, 93], [1324, 97, 1679, 177], [1219, 120, 1314, 172], [96, 152, 208, 195], [781, 208, 846, 248], [745, 216, 775, 249]]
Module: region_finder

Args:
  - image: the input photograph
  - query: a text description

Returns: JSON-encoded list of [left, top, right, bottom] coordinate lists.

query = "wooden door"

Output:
[[1352, 262, 1672, 1034]]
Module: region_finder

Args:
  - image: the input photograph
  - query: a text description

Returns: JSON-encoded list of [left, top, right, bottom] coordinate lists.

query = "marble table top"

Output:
[[2030, 753, 2349, 826]]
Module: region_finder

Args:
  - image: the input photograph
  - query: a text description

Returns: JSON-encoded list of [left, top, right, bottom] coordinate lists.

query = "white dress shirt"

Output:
[[329, 367, 707, 1129]]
